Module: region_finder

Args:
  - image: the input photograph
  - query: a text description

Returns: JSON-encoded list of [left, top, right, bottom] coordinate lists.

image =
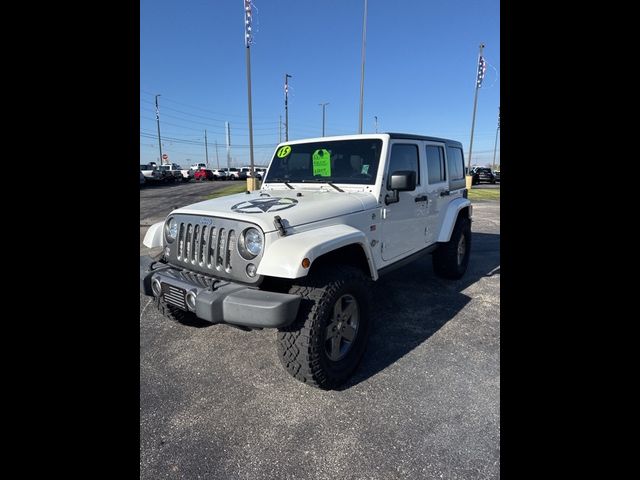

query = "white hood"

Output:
[[171, 188, 378, 233]]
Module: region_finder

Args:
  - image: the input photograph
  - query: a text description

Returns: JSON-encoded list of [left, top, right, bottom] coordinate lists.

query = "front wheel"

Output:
[[432, 215, 471, 279], [277, 266, 371, 389]]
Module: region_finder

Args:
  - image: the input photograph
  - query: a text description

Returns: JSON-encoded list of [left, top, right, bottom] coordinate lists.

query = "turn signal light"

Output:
[[301, 258, 311, 269]]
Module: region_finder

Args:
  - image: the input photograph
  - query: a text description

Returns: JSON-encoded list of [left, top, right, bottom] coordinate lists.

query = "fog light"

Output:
[[152, 278, 162, 296], [246, 263, 257, 277], [185, 290, 197, 311]]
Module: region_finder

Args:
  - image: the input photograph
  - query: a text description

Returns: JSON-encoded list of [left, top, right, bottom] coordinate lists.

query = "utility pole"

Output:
[[243, 0, 256, 187], [492, 106, 500, 172], [226, 122, 231, 170], [358, 0, 368, 134], [215, 140, 220, 169], [467, 43, 486, 177], [155, 94, 163, 164], [204, 129, 209, 167], [284, 73, 292, 141], [319, 102, 329, 136], [374, 115, 378, 133], [279, 115, 282, 143]]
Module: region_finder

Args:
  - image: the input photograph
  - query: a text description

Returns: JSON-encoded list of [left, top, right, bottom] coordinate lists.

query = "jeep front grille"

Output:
[[168, 214, 262, 284], [178, 222, 235, 271]]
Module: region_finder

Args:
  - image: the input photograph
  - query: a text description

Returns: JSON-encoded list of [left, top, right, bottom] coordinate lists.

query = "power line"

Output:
[[140, 98, 280, 126], [140, 89, 277, 121], [140, 108, 279, 132]]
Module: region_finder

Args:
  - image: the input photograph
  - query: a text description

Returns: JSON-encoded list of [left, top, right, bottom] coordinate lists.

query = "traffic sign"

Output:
[[162, 154, 168, 160]]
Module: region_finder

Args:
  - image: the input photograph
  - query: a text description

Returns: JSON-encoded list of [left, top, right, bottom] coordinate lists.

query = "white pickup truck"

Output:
[[140, 163, 163, 183], [141, 133, 472, 389], [160, 163, 193, 182]]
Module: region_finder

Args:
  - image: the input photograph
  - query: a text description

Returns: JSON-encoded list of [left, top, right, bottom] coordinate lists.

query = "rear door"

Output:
[[423, 142, 449, 245]]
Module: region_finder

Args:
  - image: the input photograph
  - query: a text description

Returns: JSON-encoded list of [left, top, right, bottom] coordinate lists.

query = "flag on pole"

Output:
[[476, 55, 487, 88], [244, 0, 253, 47]]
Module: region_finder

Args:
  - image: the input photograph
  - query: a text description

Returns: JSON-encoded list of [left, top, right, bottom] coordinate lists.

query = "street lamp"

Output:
[[319, 102, 329, 136], [358, 0, 368, 134], [285, 73, 292, 141], [155, 94, 163, 164]]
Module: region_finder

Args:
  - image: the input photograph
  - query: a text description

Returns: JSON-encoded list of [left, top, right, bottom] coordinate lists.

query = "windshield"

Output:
[[265, 139, 383, 185]]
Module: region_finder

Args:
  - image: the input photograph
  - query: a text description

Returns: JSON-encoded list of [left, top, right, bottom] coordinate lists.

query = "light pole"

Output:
[[285, 73, 292, 141], [319, 102, 329, 136], [243, 0, 256, 189], [492, 106, 500, 172], [467, 43, 486, 179], [374, 115, 378, 133], [358, 0, 368, 134], [204, 129, 209, 167], [155, 94, 163, 165]]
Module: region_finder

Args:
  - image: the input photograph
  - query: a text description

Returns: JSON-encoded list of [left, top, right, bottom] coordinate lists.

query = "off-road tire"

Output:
[[277, 266, 371, 389], [154, 295, 198, 323], [433, 215, 471, 279]]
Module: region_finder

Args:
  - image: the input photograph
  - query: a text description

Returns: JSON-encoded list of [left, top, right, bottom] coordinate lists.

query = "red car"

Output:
[[194, 169, 214, 181]]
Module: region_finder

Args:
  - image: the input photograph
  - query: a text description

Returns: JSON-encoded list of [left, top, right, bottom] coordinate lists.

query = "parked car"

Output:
[[190, 163, 207, 171], [140, 163, 163, 183], [225, 167, 246, 180], [211, 168, 228, 180], [493, 170, 500, 182], [140, 171, 146, 185], [141, 132, 472, 389], [194, 168, 215, 181], [158, 164, 182, 183], [240, 166, 267, 179], [470, 167, 496, 185], [160, 163, 193, 182]]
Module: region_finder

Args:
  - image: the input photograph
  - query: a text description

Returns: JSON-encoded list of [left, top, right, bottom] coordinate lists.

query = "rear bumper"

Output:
[[140, 256, 301, 329]]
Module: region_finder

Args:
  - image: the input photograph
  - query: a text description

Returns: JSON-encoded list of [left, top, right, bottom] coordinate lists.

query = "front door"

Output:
[[381, 142, 427, 261]]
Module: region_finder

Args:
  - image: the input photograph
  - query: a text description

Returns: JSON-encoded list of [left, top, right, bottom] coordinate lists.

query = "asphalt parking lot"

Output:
[[140, 182, 500, 479]]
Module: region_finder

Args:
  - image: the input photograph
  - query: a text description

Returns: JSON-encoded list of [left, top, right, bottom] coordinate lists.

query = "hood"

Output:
[[171, 189, 378, 233]]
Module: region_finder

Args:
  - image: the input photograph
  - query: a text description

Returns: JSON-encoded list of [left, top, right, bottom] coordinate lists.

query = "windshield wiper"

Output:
[[266, 178, 294, 189], [302, 178, 345, 192], [325, 182, 344, 192]]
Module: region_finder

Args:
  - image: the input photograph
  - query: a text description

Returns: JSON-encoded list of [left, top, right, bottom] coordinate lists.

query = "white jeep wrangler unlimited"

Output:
[[140, 133, 472, 389]]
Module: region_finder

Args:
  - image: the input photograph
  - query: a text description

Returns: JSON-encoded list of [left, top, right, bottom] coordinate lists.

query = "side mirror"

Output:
[[389, 170, 416, 191], [385, 170, 416, 205]]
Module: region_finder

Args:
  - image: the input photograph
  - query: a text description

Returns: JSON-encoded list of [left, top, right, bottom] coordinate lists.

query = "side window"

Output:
[[446, 147, 465, 180], [446, 146, 466, 191], [388, 144, 420, 186], [425, 145, 446, 184]]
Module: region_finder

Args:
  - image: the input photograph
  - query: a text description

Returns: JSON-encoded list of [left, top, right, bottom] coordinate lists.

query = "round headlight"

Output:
[[165, 217, 178, 243], [239, 228, 263, 259]]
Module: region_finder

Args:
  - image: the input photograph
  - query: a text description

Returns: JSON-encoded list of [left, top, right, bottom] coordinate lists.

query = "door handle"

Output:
[[415, 195, 428, 203], [440, 190, 450, 197]]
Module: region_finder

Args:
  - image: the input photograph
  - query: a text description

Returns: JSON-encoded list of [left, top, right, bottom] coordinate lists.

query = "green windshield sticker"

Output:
[[361, 164, 370, 174], [277, 145, 291, 158], [312, 149, 331, 177]]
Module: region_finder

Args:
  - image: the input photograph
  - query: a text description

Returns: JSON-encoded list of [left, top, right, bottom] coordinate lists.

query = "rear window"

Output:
[[446, 147, 465, 181]]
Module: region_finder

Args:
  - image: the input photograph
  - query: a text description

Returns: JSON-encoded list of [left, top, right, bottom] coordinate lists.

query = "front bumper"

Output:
[[140, 256, 301, 329]]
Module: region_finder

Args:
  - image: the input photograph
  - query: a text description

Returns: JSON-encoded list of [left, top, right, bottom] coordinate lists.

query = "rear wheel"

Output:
[[277, 266, 371, 389], [433, 215, 471, 279]]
